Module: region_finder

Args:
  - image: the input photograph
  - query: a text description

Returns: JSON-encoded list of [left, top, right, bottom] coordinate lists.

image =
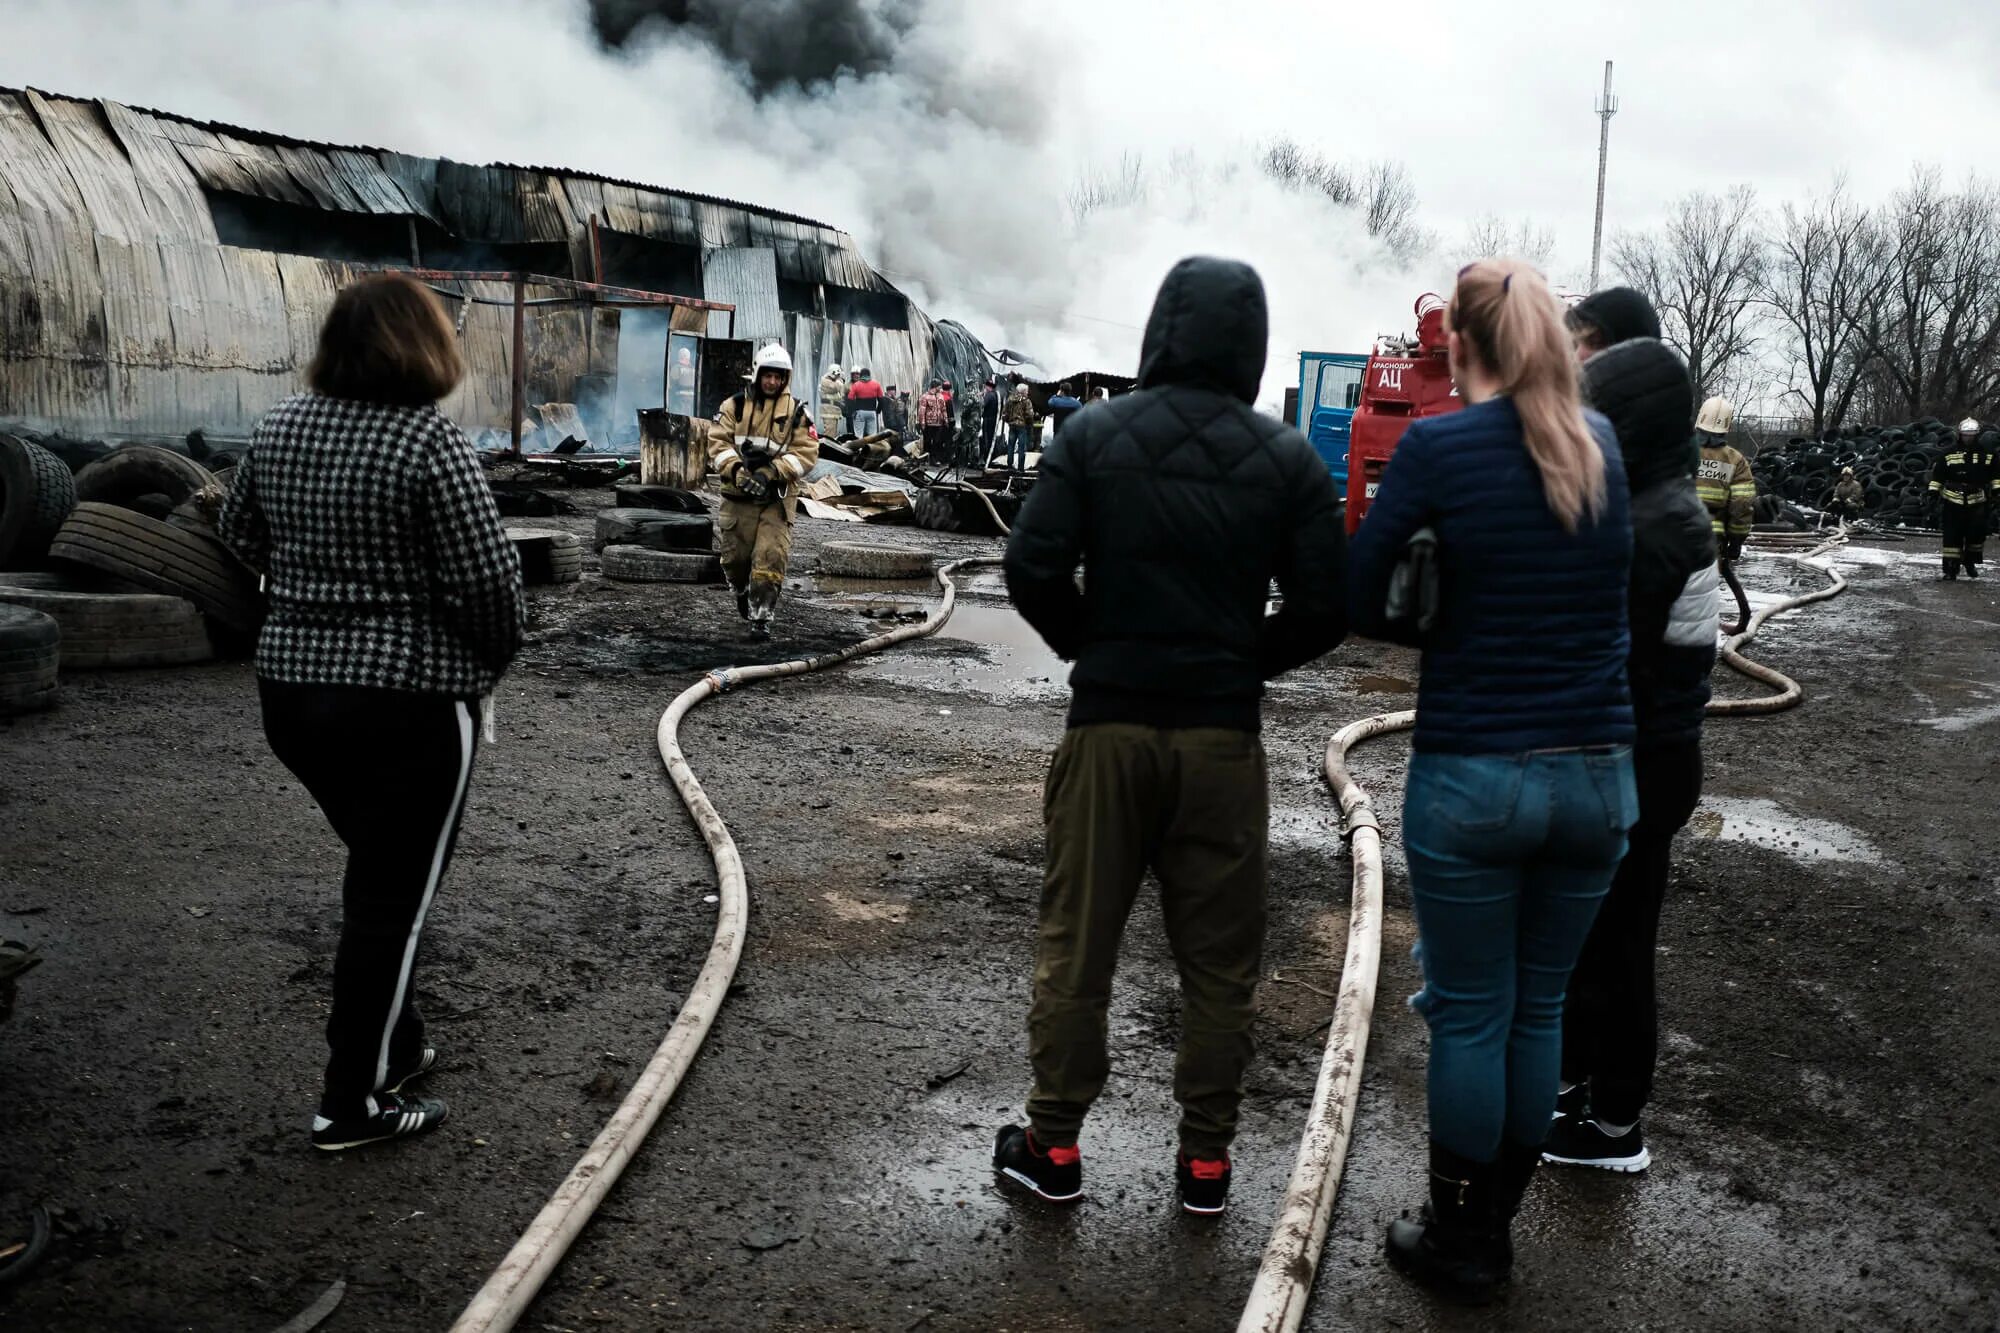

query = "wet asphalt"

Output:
[[2, 524, 1996, 1330]]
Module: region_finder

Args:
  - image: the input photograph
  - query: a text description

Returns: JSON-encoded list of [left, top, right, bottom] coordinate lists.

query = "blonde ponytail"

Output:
[[1449, 260, 1606, 531]]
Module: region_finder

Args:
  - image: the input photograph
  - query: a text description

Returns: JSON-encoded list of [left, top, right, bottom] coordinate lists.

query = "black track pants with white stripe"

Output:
[[259, 679, 479, 1119]]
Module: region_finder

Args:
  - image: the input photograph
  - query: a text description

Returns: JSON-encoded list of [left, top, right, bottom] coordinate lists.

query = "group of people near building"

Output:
[[200, 255, 1968, 1309], [810, 361, 1107, 476]]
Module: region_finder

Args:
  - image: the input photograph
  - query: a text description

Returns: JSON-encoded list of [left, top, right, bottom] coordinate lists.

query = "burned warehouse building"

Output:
[[0, 86, 990, 449]]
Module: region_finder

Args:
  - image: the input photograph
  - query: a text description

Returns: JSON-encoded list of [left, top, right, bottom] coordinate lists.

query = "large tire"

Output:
[[0, 435, 79, 570], [48, 502, 263, 635], [819, 541, 934, 580], [507, 528, 583, 586], [72, 445, 213, 511], [601, 546, 720, 584], [612, 483, 708, 515], [0, 579, 213, 668], [594, 507, 714, 553], [0, 605, 58, 714]]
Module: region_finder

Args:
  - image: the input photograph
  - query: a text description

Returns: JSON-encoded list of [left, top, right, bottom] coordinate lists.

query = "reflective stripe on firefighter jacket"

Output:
[[1929, 448, 1989, 507], [1696, 443, 1756, 541], [709, 390, 820, 507]]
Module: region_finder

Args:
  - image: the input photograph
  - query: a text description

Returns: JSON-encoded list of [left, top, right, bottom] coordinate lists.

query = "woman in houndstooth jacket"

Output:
[[218, 274, 523, 1152]]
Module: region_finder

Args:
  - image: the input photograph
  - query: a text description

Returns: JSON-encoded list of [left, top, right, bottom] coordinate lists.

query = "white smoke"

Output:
[[2, 0, 1437, 406]]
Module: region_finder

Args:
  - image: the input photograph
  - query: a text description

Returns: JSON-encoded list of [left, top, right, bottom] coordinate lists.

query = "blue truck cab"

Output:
[[1295, 351, 1368, 488]]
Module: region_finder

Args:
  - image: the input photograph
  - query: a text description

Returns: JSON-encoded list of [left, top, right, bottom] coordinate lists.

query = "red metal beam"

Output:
[[385, 267, 733, 312]]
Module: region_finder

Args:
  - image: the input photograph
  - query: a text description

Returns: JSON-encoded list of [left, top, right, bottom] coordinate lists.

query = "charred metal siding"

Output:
[[0, 87, 972, 439]]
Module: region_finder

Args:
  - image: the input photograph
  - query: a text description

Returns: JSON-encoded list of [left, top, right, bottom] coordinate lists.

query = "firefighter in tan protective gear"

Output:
[[709, 343, 820, 639], [816, 363, 848, 438], [1693, 396, 1755, 558]]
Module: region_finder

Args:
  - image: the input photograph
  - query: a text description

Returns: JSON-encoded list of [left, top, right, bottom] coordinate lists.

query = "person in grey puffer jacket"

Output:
[[1547, 324, 1719, 1176]]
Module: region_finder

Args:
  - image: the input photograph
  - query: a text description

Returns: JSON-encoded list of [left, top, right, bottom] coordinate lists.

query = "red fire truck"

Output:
[[1343, 294, 1463, 534]]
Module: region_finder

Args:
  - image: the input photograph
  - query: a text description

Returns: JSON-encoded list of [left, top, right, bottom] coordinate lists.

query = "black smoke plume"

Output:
[[590, 0, 925, 93]]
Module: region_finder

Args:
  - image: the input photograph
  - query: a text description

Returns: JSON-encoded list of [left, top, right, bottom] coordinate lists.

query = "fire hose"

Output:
[[452, 523, 1845, 1332], [1237, 538, 1849, 1332], [450, 555, 1003, 1333]]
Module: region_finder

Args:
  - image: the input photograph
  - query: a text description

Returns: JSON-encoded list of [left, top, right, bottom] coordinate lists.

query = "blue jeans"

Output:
[[1008, 423, 1031, 469], [1402, 747, 1637, 1162], [852, 409, 879, 438]]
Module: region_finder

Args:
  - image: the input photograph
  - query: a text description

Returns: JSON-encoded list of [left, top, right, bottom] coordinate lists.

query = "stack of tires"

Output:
[[1748, 418, 1956, 530], [595, 494, 720, 584], [0, 438, 264, 713]]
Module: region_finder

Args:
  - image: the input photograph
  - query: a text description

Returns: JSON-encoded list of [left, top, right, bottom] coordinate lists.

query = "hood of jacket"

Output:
[[1135, 257, 1268, 403], [1572, 286, 1662, 346], [1581, 337, 1696, 491]]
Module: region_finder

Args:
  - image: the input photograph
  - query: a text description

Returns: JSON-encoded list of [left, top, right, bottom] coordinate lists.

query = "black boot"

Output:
[[1490, 1138, 1543, 1268], [1385, 1143, 1509, 1305]]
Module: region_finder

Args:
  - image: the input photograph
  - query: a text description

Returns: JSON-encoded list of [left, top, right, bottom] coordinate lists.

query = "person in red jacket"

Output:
[[917, 380, 953, 459], [845, 368, 885, 438]]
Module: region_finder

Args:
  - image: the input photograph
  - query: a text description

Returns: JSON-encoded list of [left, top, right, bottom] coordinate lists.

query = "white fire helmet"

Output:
[[752, 342, 792, 378], [1960, 417, 1981, 436], [1695, 396, 1736, 436]]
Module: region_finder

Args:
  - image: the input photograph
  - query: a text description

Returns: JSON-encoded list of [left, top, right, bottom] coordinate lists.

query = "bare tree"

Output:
[[1066, 151, 1149, 228], [1851, 167, 2000, 422], [1361, 160, 1431, 262], [1758, 179, 1882, 433], [1612, 186, 1766, 403], [1453, 213, 1557, 270], [1259, 137, 1359, 207]]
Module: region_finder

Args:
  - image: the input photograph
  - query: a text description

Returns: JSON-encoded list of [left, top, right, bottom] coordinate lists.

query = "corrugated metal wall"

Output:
[[0, 89, 970, 440]]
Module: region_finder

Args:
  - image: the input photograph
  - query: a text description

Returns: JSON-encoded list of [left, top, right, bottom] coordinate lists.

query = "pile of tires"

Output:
[[1749, 418, 1958, 530], [595, 504, 720, 584], [49, 501, 262, 637]]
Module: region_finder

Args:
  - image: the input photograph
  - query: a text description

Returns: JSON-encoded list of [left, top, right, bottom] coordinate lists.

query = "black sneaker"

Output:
[[311, 1092, 449, 1152], [1541, 1113, 1649, 1173], [1554, 1080, 1588, 1120], [992, 1124, 1082, 1203], [385, 1047, 437, 1095], [1176, 1151, 1232, 1215]]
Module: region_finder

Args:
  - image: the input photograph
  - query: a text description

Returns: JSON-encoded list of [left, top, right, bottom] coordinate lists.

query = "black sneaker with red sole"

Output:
[[1176, 1152, 1232, 1215], [992, 1124, 1082, 1203]]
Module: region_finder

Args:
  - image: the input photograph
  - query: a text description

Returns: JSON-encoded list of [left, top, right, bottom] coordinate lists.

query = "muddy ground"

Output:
[[2, 502, 1996, 1332]]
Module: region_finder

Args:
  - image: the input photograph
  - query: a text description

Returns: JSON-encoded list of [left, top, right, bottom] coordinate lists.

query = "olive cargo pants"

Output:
[[717, 495, 795, 621], [1027, 724, 1269, 1155]]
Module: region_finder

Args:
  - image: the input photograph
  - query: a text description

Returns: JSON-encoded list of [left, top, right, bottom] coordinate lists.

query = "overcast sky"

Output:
[[5, 0, 1997, 390]]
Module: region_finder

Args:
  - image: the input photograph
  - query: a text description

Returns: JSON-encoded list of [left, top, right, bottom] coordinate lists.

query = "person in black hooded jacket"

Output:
[[995, 256, 1346, 1217], [1567, 285, 1663, 353], [1544, 331, 1720, 1175]]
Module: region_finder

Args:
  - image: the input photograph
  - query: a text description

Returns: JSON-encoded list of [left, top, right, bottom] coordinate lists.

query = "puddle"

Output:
[[852, 603, 1069, 701], [811, 567, 1009, 599], [1686, 797, 1882, 865], [1352, 673, 1415, 695], [1916, 679, 2000, 733]]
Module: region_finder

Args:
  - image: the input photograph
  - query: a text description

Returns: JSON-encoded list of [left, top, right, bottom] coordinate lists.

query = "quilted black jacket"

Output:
[[1004, 256, 1347, 732], [1580, 338, 1719, 751]]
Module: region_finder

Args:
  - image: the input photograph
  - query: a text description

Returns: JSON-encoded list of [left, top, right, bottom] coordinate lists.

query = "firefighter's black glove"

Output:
[[742, 467, 780, 505]]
